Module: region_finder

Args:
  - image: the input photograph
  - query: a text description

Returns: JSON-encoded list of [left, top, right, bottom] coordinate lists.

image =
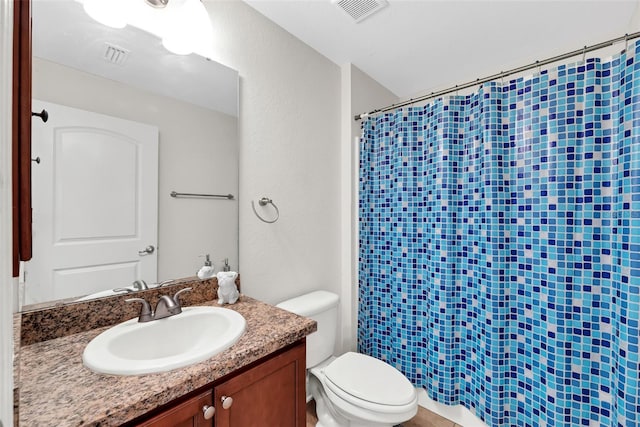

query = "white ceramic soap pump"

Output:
[[197, 254, 215, 280]]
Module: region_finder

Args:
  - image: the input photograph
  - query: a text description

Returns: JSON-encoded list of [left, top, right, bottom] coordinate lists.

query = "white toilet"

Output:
[[277, 291, 418, 427]]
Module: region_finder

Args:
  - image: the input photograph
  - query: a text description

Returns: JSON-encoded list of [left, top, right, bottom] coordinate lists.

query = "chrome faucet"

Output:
[[113, 279, 149, 294], [131, 280, 149, 290], [126, 287, 192, 322], [126, 297, 153, 322], [154, 295, 181, 320]]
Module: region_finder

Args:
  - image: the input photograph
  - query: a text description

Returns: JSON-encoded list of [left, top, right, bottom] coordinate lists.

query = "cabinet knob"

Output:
[[221, 395, 233, 409], [202, 405, 215, 420]]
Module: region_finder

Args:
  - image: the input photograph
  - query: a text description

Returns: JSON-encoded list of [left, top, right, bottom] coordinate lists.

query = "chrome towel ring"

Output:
[[251, 197, 280, 223]]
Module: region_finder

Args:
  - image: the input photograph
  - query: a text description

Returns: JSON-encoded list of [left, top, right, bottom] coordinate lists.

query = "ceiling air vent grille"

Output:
[[333, 0, 388, 23], [103, 43, 130, 66]]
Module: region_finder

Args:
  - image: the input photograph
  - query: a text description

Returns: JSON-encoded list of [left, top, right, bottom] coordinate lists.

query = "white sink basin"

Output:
[[83, 306, 246, 375]]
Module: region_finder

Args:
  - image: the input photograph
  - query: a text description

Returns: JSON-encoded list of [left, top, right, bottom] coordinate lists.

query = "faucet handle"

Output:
[[155, 279, 174, 288], [173, 287, 192, 307], [131, 280, 149, 291], [126, 297, 153, 322]]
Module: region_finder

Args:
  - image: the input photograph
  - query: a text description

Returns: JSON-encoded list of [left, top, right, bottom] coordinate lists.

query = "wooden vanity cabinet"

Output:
[[136, 391, 213, 427], [133, 340, 306, 427], [213, 340, 306, 427]]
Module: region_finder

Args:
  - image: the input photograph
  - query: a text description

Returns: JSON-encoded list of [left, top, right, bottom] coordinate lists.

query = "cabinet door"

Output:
[[214, 341, 306, 427], [136, 390, 213, 427]]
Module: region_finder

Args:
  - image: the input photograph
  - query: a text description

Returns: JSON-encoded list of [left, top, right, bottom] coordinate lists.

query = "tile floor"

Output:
[[306, 400, 463, 427]]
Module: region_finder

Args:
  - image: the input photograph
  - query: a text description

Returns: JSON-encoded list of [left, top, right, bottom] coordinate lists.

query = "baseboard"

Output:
[[416, 388, 489, 427]]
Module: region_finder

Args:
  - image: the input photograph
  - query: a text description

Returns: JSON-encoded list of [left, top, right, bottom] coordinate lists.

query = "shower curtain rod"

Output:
[[354, 30, 640, 121]]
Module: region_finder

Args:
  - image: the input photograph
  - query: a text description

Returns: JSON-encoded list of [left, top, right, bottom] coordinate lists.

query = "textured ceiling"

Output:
[[32, 0, 238, 116], [245, 0, 640, 99]]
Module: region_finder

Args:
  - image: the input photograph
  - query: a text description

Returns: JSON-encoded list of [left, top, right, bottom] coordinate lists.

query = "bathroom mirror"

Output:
[[19, 0, 239, 310]]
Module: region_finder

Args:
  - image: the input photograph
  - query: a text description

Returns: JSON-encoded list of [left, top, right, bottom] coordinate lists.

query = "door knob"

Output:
[[138, 245, 155, 255], [221, 395, 233, 409], [202, 405, 215, 419]]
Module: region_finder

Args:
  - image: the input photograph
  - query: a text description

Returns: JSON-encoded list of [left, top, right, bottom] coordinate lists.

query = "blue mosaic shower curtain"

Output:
[[358, 40, 640, 427]]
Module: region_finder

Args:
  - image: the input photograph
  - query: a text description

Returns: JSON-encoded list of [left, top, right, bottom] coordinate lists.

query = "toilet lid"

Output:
[[323, 352, 415, 406]]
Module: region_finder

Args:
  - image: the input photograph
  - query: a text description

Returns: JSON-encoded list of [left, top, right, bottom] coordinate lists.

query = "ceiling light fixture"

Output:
[[81, 0, 213, 56], [161, 0, 212, 56], [83, 0, 127, 28], [145, 0, 169, 8]]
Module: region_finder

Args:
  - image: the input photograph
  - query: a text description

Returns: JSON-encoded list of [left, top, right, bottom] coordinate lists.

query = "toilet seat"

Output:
[[320, 376, 418, 424], [321, 352, 416, 412]]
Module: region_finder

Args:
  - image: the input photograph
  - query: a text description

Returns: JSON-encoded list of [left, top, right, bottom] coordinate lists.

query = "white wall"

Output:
[[202, 1, 400, 354], [340, 64, 398, 352], [31, 58, 238, 290], [205, 1, 343, 311], [0, 1, 14, 425]]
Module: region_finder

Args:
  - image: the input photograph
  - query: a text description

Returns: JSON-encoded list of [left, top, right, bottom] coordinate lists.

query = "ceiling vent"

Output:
[[333, 0, 388, 23], [103, 43, 130, 66]]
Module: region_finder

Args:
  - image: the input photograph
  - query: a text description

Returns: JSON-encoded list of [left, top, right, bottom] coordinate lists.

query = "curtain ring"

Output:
[[251, 197, 280, 224], [582, 46, 587, 63], [625, 33, 629, 52], [536, 60, 541, 75]]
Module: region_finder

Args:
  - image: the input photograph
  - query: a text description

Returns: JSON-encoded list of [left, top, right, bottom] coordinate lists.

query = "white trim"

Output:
[[417, 388, 489, 427], [0, 0, 15, 425], [339, 63, 355, 353]]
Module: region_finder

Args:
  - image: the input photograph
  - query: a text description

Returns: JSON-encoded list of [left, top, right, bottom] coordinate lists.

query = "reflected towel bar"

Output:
[[170, 191, 235, 200]]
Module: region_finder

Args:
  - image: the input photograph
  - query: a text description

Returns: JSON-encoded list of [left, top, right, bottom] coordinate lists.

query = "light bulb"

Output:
[[83, 0, 127, 29], [161, 0, 213, 56]]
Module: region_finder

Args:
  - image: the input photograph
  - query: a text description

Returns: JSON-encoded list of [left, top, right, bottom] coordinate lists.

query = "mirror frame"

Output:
[[12, 0, 32, 277]]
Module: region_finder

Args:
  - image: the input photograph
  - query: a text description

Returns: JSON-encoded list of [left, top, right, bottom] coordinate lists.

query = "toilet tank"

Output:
[[276, 291, 339, 369]]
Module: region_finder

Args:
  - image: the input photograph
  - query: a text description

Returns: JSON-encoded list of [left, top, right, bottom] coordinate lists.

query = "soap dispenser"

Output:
[[197, 254, 215, 280]]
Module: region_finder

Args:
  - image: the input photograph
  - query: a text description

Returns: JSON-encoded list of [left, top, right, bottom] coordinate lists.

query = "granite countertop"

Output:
[[18, 296, 316, 426]]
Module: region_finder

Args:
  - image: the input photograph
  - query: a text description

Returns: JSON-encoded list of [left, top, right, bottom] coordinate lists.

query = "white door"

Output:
[[25, 100, 159, 303]]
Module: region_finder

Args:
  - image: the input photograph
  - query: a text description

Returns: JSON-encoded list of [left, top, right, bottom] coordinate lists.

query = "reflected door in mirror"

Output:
[[25, 100, 159, 304]]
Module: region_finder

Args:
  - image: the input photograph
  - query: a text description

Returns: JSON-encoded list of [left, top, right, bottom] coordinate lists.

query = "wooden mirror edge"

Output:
[[12, 0, 32, 277]]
